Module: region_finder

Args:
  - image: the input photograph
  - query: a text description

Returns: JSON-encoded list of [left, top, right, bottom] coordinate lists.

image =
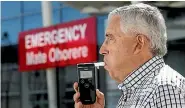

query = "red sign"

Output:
[[18, 17, 97, 71]]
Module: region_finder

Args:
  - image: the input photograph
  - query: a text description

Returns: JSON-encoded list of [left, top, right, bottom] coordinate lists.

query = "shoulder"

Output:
[[153, 65, 185, 91], [144, 84, 185, 108], [146, 65, 185, 107]]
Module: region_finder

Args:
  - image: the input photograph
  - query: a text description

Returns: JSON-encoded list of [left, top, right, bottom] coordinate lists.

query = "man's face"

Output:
[[99, 15, 137, 82]]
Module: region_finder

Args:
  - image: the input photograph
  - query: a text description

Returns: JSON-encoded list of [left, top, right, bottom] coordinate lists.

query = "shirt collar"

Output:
[[118, 56, 165, 92]]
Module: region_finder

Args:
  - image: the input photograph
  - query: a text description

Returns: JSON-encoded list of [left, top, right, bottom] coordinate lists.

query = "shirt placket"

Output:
[[117, 86, 127, 108]]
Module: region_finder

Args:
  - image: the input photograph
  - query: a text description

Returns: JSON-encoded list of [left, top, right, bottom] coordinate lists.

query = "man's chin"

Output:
[[104, 64, 108, 70], [108, 71, 115, 79], [107, 71, 121, 83]]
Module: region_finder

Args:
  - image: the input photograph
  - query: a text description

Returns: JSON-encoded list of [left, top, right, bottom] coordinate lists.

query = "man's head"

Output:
[[99, 3, 167, 83]]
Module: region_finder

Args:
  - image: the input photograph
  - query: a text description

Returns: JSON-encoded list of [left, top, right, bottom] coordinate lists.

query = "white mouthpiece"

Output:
[[94, 62, 105, 67]]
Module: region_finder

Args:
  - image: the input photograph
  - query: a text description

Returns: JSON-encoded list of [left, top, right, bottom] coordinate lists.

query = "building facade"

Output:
[[1, 1, 185, 108]]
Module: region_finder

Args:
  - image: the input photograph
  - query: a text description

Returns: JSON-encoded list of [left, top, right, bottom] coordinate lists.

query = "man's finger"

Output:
[[96, 89, 105, 106], [96, 89, 104, 99], [73, 82, 78, 92], [74, 101, 83, 108], [73, 92, 80, 102]]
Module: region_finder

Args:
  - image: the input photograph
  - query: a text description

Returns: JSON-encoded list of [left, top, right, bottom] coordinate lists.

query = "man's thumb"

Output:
[[96, 89, 104, 98]]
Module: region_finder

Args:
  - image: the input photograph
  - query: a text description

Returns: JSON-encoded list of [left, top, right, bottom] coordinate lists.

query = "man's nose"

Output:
[[99, 44, 108, 56]]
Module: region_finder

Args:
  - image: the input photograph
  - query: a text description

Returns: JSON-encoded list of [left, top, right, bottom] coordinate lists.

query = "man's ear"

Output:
[[133, 34, 145, 54]]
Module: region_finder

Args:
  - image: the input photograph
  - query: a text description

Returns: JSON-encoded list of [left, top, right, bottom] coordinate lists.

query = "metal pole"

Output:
[[6, 66, 14, 108], [56, 67, 60, 108], [41, 2, 57, 108], [5, 90, 9, 108]]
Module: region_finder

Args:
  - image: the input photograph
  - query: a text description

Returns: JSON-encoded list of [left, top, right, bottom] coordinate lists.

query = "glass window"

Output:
[[97, 15, 107, 45], [1, 1, 21, 18], [23, 14, 43, 31], [23, 1, 41, 13], [61, 6, 89, 22], [23, 11, 60, 31], [1, 18, 21, 46], [9, 96, 21, 108], [53, 10, 61, 25], [52, 1, 61, 10]]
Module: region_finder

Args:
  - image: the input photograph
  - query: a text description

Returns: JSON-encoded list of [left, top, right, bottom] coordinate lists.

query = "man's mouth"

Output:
[[103, 61, 108, 69]]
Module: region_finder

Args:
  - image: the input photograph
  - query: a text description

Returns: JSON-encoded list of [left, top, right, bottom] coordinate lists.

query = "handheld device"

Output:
[[77, 62, 104, 104], [77, 63, 97, 104]]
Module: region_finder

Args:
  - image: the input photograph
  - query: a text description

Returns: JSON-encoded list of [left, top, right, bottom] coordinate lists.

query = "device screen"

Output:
[[80, 71, 92, 78]]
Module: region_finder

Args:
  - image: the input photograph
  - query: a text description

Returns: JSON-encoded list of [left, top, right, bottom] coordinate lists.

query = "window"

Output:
[[61, 6, 89, 22], [1, 1, 21, 18], [23, 1, 41, 13], [23, 14, 42, 31], [53, 10, 61, 25], [97, 16, 107, 45], [52, 1, 61, 10], [1, 18, 21, 46]]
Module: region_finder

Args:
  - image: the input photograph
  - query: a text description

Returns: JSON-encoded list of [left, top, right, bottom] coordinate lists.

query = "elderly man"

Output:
[[73, 3, 185, 108]]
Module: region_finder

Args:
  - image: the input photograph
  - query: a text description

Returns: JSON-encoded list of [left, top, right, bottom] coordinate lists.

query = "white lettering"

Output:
[[58, 28, 66, 44], [79, 23, 87, 39], [44, 31, 51, 45], [73, 25, 80, 41], [25, 35, 31, 49], [25, 23, 88, 49], [26, 52, 34, 65], [71, 48, 78, 59], [81, 46, 88, 58], [66, 27, 73, 42], [51, 30, 57, 45], [48, 48, 55, 62], [56, 48, 61, 61], [62, 49, 68, 61], [38, 32, 44, 47], [26, 51, 47, 65], [47, 46, 89, 62], [31, 34, 38, 48]]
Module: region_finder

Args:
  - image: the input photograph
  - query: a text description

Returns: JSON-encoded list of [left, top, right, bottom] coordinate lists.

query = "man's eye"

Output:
[[107, 37, 113, 40], [108, 37, 112, 40], [104, 37, 115, 45]]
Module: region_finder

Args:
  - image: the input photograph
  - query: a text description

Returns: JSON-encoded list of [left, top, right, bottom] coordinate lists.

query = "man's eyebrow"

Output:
[[105, 33, 113, 37]]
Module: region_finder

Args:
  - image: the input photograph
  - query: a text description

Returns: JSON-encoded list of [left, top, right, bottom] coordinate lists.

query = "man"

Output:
[[73, 3, 185, 108]]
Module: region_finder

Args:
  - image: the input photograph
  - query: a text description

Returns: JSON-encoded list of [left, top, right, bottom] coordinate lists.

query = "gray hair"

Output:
[[108, 3, 167, 56]]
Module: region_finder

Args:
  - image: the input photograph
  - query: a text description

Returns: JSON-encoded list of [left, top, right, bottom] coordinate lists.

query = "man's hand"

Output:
[[73, 82, 105, 108]]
